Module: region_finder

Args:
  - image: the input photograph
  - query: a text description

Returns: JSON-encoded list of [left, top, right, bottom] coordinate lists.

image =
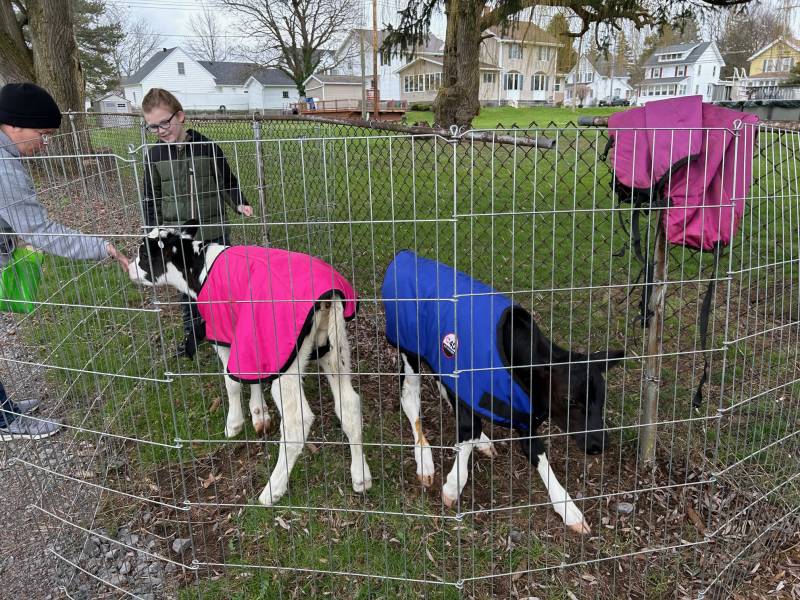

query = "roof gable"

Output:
[[748, 36, 800, 61], [643, 41, 715, 67], [123, 47, 178, 85]]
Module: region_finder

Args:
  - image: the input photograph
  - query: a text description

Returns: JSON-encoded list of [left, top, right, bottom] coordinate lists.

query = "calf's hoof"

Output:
[[442, 492, 458, 509], [476, 443, 498, 459], [417, 472, 434, 488], [225, 421, 244, 438], [351, 463, 373, 493], [567, 520, 592, 535], [252, 415, 271, 435]]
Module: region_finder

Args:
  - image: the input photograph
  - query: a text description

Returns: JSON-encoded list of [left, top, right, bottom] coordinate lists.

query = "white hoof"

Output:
[[351, 462, 373, 493], [251, 412, 271, 435], [442, 483, 459, 508], [416, 445, 435, 487], [476, 441, 498, 458], [567, 520, 592, 535], [225, 419, 244, 438], [258, 481, 286, 507]]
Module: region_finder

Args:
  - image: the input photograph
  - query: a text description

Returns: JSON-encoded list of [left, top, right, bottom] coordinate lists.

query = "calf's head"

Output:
[[128, 223, 204, 297], [502, 306, 624, 454]]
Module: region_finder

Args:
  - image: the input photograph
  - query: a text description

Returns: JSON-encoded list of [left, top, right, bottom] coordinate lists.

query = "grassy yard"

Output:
[[17, 117, 800, 599]]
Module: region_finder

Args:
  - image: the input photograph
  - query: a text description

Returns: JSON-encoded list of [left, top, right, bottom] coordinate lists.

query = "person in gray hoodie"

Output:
[[0, 82, 129, 441]]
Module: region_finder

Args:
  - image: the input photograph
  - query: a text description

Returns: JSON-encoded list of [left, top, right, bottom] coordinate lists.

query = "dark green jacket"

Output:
[[142, 129, 248, 241]]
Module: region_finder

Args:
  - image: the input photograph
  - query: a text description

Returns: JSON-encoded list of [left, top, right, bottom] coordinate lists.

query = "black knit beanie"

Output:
[[0, 83, 61, 129]]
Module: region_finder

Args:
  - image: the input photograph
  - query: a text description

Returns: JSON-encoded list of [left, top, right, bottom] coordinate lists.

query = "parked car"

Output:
[[599, 96, 630, 107]]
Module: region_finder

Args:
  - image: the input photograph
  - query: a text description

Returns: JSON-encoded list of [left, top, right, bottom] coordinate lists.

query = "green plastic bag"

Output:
[[0, 247, 44, 313]]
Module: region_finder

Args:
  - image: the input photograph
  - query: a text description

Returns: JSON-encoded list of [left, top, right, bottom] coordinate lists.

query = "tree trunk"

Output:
[[433, 0, 483, 129], [0, 0, 34, 82], [27, 0, 84, 113]]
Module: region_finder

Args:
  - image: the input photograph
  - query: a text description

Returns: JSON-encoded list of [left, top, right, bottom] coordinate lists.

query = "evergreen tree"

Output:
[[72, 0, 124, 97]]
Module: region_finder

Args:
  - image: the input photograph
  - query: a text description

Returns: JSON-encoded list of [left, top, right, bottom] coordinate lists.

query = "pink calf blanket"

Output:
[[607, 95, 759, 250], [196, 246, 357, 382]]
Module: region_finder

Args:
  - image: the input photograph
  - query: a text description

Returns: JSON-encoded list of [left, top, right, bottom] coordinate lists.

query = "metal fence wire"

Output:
[[0, 113, 798, 599]]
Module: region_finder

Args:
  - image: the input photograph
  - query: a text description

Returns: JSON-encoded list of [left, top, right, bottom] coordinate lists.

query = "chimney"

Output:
[[163, 48, 167, 52]]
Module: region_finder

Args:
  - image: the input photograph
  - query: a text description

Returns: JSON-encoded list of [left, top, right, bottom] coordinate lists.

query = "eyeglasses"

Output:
[[145, 111, 178, 133]]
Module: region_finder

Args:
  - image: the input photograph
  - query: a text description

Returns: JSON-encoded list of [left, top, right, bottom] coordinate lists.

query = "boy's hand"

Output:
[[237, 205, 253, 217]]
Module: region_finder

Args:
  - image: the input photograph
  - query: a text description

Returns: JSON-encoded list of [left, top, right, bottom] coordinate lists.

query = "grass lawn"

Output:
[[405, 105, 626, 128], [17, 117, 800, 599]]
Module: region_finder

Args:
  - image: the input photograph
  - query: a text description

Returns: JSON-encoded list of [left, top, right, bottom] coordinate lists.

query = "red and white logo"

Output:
[[441, 333, 458, 358]]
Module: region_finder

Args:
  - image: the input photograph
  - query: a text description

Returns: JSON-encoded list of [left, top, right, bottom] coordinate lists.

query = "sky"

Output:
[[105, 0, 438, 51], [107, 0, 799, 55]]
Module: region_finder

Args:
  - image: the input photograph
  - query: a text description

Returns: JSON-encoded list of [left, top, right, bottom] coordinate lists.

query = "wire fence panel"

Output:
[[0, 114, 797, 599]]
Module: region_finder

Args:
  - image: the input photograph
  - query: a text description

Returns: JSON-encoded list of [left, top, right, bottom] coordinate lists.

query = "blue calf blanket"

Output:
[[381, 250, 541, 430]]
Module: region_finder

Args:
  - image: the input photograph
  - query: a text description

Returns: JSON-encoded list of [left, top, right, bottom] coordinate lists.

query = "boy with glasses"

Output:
[[140, 88, 253, 359], [0, 82, 130, 440]]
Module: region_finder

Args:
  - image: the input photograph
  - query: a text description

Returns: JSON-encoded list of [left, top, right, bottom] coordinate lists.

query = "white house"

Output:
[[636, 41, 725, 104], [395, 21, 563, 106], [564, 55, 633, 105], [121, 47, 299, 112], [330, 29, 445, 101]]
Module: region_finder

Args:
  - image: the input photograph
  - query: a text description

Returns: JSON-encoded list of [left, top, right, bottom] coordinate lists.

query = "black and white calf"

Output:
[[128, 225, 372, 506], [382, 250, 623, 534]]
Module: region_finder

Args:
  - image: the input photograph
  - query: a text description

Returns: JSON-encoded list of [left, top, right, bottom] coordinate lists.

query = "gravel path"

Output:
[[0, 311, 174, 599]]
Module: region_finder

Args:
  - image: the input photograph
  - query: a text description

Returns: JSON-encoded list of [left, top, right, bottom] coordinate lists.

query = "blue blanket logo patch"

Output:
[[441, 333, 458, 358]]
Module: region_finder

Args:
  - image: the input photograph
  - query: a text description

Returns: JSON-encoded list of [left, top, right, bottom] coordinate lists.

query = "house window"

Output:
[[614, 87, 620, 97], [695, 85, 699, 94], [697, 64, 702, 76], [707, 84, 712, 97], [678, 84, 687, 95], [508, 43, 522, 60], [712, 65, 716, 77], [537, 46, 551, 61], [177, 62, 185, 75], [133, 92, 137, 103], [482, 72, 496, 84], [531, 73, 548, 91], [782, 57, 794, 71], [554, 78, 562, 92], [117, 103, 126, 109], [676, 65, 685, 77], [503, 72, 522, 90], [283, 91, 289, 98]]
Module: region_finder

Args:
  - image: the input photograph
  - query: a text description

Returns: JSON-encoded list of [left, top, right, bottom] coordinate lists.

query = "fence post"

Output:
[[252, 119, 269, 242], [639, 220, 668, 464], [67, 111, 89, 198]]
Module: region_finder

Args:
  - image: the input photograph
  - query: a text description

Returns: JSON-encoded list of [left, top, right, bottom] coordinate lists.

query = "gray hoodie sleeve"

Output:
[[0, 156, 109, 262]]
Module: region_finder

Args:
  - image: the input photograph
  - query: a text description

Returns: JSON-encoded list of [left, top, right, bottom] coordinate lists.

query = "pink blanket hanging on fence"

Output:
[[197, 246, 358, 383], [607, 95, 759, 250]]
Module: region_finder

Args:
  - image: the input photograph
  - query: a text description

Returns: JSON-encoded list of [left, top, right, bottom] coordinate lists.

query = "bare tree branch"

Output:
[[107, 5, 165, 78], [219, 0, 357, 95], [187, 3, 231, 62]]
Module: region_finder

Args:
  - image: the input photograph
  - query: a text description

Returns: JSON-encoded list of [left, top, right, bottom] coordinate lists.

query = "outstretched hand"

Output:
[[106, 243, 130, 271], [237, 204, 254, 217]]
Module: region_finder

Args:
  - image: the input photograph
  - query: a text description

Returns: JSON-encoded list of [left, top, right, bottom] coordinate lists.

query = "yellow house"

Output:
[[746, 36, 800, 88]]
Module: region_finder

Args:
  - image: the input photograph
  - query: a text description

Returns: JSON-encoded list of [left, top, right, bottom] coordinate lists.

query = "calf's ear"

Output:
[[588, 349, 625, 372]]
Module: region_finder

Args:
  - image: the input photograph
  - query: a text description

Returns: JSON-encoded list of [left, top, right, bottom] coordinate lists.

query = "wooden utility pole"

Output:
[[360, 30, 367, 120], [371, 0, 380, 119]]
